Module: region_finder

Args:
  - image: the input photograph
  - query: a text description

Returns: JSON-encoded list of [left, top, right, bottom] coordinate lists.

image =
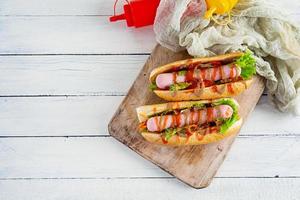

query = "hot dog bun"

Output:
[[153, 79, 252, 101], [136, 98, 242, 146], [150, 52, 253, 101]]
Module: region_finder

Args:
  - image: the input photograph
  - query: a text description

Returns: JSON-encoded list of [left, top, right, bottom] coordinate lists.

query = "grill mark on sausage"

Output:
[[161, 115, 168, 130]]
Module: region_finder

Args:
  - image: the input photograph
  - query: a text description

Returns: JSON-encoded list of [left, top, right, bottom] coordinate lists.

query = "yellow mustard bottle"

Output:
[[205, 0, 239, 19]]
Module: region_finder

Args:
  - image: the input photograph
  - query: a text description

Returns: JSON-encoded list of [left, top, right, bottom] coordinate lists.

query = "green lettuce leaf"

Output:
[[164, 128, 178, 141], [192, 102, 206, 109], [169, 82, 191, 92], [149, 82, 158, 91], [178, 70, 187, 76], [235, 51, 256, 79], [212, 98, 239, 134]]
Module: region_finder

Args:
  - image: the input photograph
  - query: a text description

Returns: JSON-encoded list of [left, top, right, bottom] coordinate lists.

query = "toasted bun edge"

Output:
[[140, 118, 243, 146], [153, 79, 253, 102]]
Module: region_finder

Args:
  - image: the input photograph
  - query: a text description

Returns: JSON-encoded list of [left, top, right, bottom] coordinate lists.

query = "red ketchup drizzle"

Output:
[[201, 68, 206, 81], [197, 131, 204, 141], [227, 83, 234, 94], [211, 85, 218, 93], [175, 114, 181, 128], [229, 65, 235, 79], [185, 70, 198, 89], [211, 61, 222, 67], [185, 70, 194, 81], [172, 72, 177, 84], [207, 107, 213, 123], [211, 66, 220, 94], [186, 129, 192, 143], [209, 127, 218, 134], [187, 62, 198, 70], [167, 65, 184, 73], [203, 80, 214, 87], [186, 125, 196, 143], [167, 61, 227, 90], [212, 67, 218, 81], [138, 122, 147, 131], [161, 137, 168, 144], [219, 65, 223, 80], [161, 116, 168, 130], [154, 117, 160, 131]]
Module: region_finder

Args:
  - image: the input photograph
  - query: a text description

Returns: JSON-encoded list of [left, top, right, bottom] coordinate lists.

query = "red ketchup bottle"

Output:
[[109, 0, 160, 28]]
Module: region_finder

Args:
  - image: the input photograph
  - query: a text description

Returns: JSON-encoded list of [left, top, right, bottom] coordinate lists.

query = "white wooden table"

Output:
[[0, 1, 300, 199]]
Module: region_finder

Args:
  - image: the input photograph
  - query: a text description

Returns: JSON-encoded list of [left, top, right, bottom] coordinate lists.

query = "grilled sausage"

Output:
[[146, 105, 233, 132], [155, 64, 241, 89]]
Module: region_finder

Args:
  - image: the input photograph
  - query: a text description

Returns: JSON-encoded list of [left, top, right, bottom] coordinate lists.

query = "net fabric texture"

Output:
[[154, 0, 300, 114]]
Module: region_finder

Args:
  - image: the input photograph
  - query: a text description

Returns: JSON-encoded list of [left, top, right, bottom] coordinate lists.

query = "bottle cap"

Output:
[[109, 0, 160, 28]]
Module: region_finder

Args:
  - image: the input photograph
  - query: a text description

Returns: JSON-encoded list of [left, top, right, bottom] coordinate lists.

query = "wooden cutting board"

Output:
[[108, 44, 265, 189]]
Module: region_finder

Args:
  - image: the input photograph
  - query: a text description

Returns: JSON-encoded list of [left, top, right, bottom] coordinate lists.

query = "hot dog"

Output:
[[146, 105, 233, 132], [149, 52, 256, 101], [136, 98, 242, 146]]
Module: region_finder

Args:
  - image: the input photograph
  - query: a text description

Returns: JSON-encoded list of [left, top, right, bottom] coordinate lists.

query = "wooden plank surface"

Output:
[[109, 45, 265, 188], [0, 16, 155, 54], [0, 55, 146, 96], [0, 137, 299, 179], [0, 96, 299, 137], [0, 96, 122, 136], [0, 178, 299, 200]]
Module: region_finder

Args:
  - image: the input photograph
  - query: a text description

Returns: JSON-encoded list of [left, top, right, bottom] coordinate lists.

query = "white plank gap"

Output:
[[0, 178, 300, 200], [0, 136, 299, 179]]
